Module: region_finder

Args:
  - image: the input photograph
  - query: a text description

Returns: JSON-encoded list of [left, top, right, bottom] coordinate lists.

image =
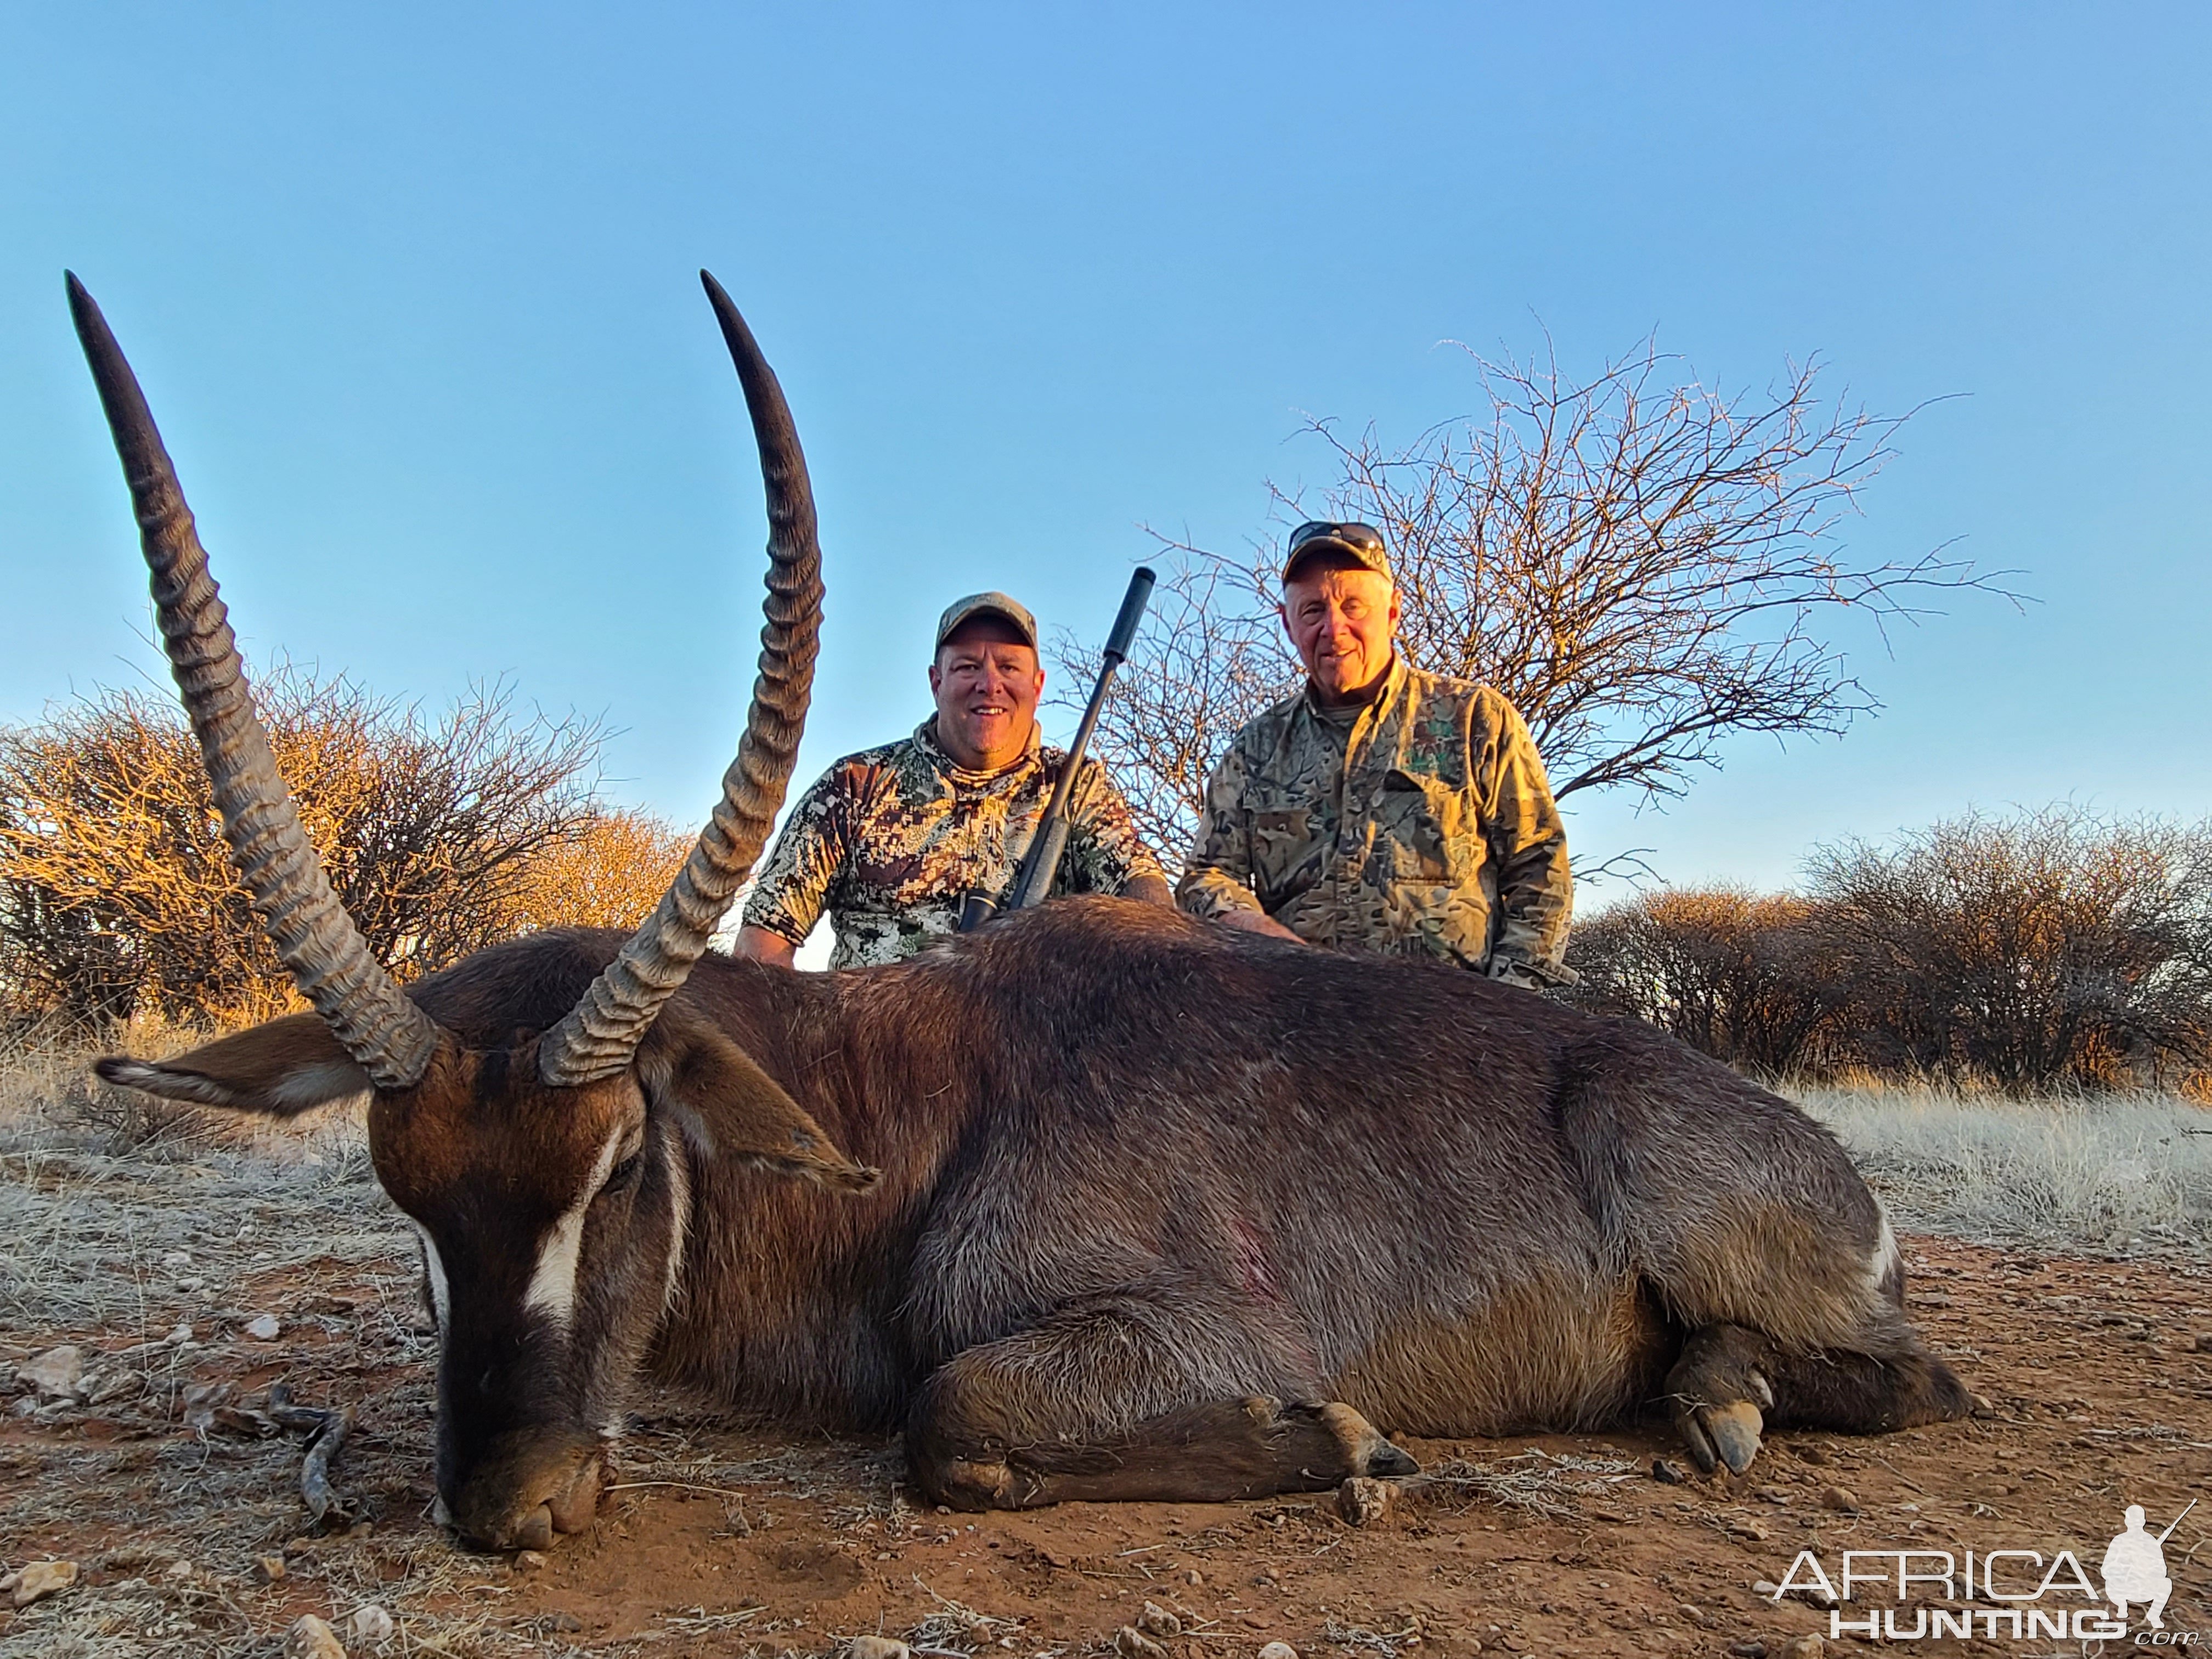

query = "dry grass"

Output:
[[1406, 1448, 1641, 1522], [1792, 1081, 2212, 1256]]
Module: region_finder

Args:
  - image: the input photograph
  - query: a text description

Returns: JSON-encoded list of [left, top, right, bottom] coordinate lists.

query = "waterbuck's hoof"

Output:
[[1681, 1400, 1765, 1476], [1312, 1401, 1420, 1480], [1364, 1437, 1419, 1478]]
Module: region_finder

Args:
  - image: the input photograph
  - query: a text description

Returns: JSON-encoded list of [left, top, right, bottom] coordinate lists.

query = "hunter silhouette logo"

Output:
[[2105, 1500, 2192, 1631], [1766, 1496, 2197, 1643]]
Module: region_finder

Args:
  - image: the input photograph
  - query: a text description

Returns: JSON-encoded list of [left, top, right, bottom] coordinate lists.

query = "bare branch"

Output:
[[1056, 337, 2021, 873]]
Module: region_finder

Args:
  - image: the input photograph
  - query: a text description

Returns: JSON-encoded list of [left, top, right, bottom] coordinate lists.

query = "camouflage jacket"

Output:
[[1177, 659, 1576, 983], [741, 719, 1166, 967]]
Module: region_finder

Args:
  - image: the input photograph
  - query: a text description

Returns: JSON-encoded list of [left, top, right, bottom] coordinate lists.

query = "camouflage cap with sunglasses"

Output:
[[1281, 521, 1393, 585]]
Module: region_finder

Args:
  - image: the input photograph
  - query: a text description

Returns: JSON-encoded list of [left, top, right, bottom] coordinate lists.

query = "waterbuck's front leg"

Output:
[[904, 1292, 1417, 1510]]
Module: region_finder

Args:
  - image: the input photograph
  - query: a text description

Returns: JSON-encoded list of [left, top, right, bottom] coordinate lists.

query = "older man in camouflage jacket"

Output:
[[1177, 522, 1574, 987], [734, 591, 1170, 968]]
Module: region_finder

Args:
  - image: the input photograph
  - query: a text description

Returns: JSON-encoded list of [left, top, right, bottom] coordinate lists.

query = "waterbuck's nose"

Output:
[[448, 1433, 605, 1551]]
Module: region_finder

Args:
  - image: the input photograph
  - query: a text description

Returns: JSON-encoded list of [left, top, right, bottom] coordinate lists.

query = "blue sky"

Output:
[[4, 4, 2208, 896]]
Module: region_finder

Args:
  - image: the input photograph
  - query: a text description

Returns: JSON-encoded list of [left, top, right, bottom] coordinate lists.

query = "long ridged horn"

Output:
[[537, 272, 823, 1086], [66, 273, 442, 1089]]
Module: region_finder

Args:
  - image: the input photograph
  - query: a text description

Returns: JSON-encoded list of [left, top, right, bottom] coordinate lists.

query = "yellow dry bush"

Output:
[[1566, 883, 1840, 1076], [0, 667, 679, 1030], [497, 809, 691, 935]]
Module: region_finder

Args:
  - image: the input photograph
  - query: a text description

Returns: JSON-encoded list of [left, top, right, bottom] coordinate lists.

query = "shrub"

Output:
[[1804, 806, 2212, 1092], [1566, 885, 1842, 1076], [0, 668, 685, 1028]]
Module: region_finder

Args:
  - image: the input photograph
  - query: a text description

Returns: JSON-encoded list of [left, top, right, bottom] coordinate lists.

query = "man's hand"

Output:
[[731, 924, 800, 967], [1216, 907, 1305, 943], [1120, 873, 1175, 909]]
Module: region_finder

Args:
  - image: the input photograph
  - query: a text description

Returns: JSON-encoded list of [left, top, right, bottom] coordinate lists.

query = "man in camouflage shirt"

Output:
[[735, 591, 1170, 968], [1177, 522, 1574, 986]]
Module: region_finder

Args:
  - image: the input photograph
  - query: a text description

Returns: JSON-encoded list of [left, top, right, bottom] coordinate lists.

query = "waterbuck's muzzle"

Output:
[[447, 1429, 606, 1552]]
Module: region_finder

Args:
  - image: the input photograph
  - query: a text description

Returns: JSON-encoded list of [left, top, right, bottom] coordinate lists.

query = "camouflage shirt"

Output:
[[742, 720, 1166, 967], [1177, 659, 1576, 983]]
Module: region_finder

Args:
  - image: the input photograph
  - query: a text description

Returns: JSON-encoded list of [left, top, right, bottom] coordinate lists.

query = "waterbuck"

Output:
[[70, 272, 1974, 1554]]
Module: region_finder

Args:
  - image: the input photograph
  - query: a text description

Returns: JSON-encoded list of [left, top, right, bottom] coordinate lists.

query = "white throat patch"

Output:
[[410, 1222, 450, 1335], [523, 1126, 626, 1325]]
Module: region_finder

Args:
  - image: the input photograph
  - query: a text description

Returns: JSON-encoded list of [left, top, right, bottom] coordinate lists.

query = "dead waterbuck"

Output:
[[70, 272, 1974, 1552]]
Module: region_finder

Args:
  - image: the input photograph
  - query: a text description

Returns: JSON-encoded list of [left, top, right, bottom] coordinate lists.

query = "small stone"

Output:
[[1651, 1457, 1688, 1484], [1819, 1484, 1859, 1513], [848, 1638, 911, 1659], [1675, 1602, 1703, 1626], [1726, 1518, 1770, 1542], [19, 1345, 85, 1400], [244, 1313, 282, 1341], [252, 1554, 287, 1584], [1114, 1628, 1171, 1659], [165, 1558, 196, 1579], [1185, 1567, 1204, 1585], [2191, 1331, 2212, 1353], [1776, 1639, 1822, 1659], [166, 1323, 194, 1346], [513, 1549, 548, 1573], [11, 1560, 77, 1607], [349, 1604, 396, 1646], [1137, 1602, 1181, 1638], [1753, 1581, 1781, 1598], [1258, 1645, 1301, 1659], [283, 1616, 347, 1659], [1729, 1644, 1767, 1659], [1338, 1474, 1396, 1526], [83, 1369, 136, 1405], [1791, 1442, 1830, 1466], [546, 1611, 584, 1633]]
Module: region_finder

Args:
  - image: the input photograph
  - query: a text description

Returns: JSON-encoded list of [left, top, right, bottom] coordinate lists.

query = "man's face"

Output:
[[928, 618, 1044, 770], [1280, 562, 1400, 703]]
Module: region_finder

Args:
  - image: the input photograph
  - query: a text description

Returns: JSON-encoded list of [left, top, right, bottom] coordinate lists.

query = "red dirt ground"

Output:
[[3, 1235, 2208, 1656]]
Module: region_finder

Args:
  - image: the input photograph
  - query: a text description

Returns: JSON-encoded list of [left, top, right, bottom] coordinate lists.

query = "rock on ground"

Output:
[[1337, 1475, 1396, 1525], [283, 1615, 347, 1659], [350, 1602, 396, 1645], [18, 1345, 84, 1400], [9, 1560, 77, 1607]]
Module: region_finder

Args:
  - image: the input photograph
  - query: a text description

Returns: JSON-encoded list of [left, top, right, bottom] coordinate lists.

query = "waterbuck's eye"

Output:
[[603, 1152, 644, 1196]]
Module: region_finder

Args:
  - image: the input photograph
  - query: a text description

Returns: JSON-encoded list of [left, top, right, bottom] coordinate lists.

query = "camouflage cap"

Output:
[[934, 591, 1039, 651], [1282, 521, 1393, 585]]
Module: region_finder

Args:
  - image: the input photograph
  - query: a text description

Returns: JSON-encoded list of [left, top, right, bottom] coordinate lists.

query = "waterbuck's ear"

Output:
[[639, 1012, 878, 1194], [95, 1013, 371, 1117]]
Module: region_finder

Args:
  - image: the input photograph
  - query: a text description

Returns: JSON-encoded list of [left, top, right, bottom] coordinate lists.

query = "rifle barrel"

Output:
[[1001, 566, 1155, 913], [2156, 1497, 2197, 1544]]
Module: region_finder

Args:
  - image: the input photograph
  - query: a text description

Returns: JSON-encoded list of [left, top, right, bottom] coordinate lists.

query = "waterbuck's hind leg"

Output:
[[1664, 1322, 1974, 1476], [911, 1393, 1418, 1510]]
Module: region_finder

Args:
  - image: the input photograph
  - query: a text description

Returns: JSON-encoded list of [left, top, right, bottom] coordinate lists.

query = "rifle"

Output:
[[955, 566, 1155, 932]]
